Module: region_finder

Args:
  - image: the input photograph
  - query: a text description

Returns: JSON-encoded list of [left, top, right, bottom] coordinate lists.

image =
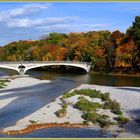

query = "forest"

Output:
[[0, 16, 140, 74]]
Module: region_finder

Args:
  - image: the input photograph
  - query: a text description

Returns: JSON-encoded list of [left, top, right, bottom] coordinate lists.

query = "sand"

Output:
[[0, 76, 140, 137]]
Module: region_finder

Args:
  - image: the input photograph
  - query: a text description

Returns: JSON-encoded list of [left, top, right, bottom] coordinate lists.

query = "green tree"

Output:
[[127, 16, 140, 71]]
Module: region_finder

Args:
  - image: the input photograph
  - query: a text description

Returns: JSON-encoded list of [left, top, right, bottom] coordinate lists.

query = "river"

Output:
[[0, 68, 140, 87], [0, 68, 140, 138]]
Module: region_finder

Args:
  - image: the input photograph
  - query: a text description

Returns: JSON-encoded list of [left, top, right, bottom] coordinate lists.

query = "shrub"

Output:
[[0, 79, 10, 82], [97, 118, 111, 128], [29, 120, 37, 124], [0, 82, 6, 88], [78, 96, 86, 100], [103, 99, 122, 115], [74, 98, 102, 112], [55, 108, 67, 118], [64, 122, 69, 124], [101, 114, 109, 119], [113, 109, 123, 115], [83, 120, 89, 125], [82, 112, 113, 128], [62, 89, 111, 104], [62, 92, 76, 99], [62, 89, 104, 99], [114, 116, 129, 125], [101, 92, 110, 101], [82, 112, 99, 124], [55, 103, 68, 118], [75, 89, 102, 98], [0, 79, 10, 88], [63, 103, 68, 109]]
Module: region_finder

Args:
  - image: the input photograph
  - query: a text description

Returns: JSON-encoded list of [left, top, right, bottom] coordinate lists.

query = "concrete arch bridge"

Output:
[[0, 61, 91, 75]]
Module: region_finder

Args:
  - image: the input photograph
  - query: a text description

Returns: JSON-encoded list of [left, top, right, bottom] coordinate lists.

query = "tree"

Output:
[[110, 30, 124, 71], [127, 16, 140, 71], [115, 40, 135, 69], [42, 32, 68, 47], [7, 55, 17, 61]]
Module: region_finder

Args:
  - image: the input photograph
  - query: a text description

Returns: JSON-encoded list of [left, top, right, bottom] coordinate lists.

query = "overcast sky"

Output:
[[0, 2, 140, 46]]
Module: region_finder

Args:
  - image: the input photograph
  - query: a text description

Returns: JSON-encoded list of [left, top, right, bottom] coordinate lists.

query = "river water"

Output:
[[0, 68, 140, 138], [27, 69, 140, 87], [0, 68, 140, 87]]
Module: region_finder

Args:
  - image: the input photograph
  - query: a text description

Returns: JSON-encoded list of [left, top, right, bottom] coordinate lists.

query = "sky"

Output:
[[0, 2, 140, 46]]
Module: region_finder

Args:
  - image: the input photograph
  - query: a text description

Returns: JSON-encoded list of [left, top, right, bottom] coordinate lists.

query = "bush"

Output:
[[82, 112, 99, 124], [0, 79, 10, 88], [101, 92, 110, 101], [62, 89, 103, 99], [0, 79, 10, 82], [83, 120, 89, 125], [101, 114, 109, 119], [55, 103, 67, 118], [29, 120, 38, 124], [74, 89, 102, 98], [103, 99, 122, 115], [114, 116, 129, 125], [82, 112, 113, 128], [74, 97, 102, 112], [55, 108, 67, 118], [113, 109, 123, 115], [62, 89, 111, 104], [62, 92, 77, 99], [63, 103, 67, 109], [97, 118, 111, 128]]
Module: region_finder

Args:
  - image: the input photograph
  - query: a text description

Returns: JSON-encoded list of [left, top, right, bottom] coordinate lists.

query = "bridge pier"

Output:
[[17, 65, 26, 75], [19, 69, 25, 75]]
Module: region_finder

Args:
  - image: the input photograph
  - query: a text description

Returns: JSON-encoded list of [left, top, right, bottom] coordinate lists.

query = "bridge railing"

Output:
[[0, 61, 90, 65]]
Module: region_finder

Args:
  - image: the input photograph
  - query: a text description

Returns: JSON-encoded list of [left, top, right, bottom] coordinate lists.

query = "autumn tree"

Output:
[[127, 16, 140, 71], [42, 32, 68, 47], [115, 40, 135, 69]]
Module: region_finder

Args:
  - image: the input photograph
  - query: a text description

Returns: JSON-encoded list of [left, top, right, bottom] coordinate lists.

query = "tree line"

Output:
[[0, 16, 140, 73]]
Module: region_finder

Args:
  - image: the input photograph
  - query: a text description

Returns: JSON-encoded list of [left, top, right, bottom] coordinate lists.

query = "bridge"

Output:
[[0, 61, 91, 75]]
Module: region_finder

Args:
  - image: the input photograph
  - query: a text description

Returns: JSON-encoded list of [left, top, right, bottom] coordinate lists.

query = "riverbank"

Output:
[[90, 71, 140, 78], [0, 76, 140, 137]]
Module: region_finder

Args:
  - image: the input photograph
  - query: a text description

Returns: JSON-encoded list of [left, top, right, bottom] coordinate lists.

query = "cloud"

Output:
[[37, 23, 109, 34], [9, 3, 50, 17], [129, 7, 140, 11], [37, 24, 75, 33], [0, 3, 50, 22], [81, 23, 108, 28], [7, 16, 78, 27]]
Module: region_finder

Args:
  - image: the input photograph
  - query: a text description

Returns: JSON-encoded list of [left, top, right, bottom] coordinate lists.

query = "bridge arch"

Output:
[[0, 65, 19, 74], [24, 63, 90, 74]]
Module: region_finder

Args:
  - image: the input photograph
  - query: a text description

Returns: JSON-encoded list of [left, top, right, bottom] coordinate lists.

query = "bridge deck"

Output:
[[0, 61, 89, 65]]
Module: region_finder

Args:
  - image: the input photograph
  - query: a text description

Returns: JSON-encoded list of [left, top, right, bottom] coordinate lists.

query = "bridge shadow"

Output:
[[0, 79, 80, 129]]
